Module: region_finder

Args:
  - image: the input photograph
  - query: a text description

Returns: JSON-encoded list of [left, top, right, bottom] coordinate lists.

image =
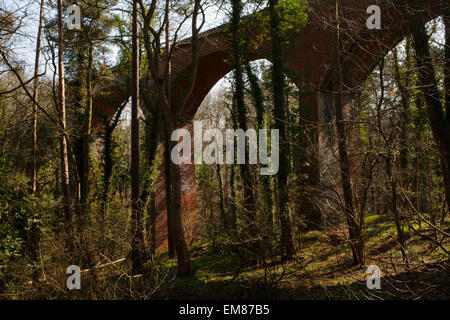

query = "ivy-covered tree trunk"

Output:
[[101, 123, 113, 219], [130, 0, 145, 273], [79, 44, 93, 221], [230, 0, 257, 237], [164, 130, 176, 259], [101, 101, 126, 222], [269, 0, 295, 260], [216, 163, 227, 229], [229, 97, 239, 232], [243, 53, 273, 238], [141, 112, 161, 256]]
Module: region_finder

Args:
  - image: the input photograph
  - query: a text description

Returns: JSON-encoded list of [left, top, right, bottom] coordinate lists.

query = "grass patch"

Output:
[[364, 214, 390, 226]]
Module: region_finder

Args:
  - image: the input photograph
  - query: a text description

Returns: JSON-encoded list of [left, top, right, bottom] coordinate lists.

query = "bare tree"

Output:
[[138, 0, 205, 277], [29, 0, 45, 281], [333, 0, 364, 266], [130, 0, 145, 273], [57, 0, 73, 250]]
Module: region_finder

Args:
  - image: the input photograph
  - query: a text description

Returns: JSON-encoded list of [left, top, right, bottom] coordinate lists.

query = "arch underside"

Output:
[[168, 0, 445, 126], [93, 0, 445, 125]]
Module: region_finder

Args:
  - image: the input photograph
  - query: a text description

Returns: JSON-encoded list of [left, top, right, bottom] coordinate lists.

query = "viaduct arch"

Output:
[[93, 0, 447, 250]]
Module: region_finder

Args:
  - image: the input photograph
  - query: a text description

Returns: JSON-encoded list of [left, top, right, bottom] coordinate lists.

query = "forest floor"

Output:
[[6, 213, 449, 300], [154, 214, 450, 300]]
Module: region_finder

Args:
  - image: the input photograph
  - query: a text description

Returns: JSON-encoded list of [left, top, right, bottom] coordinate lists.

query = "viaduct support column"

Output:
[[294, 90, 322, 230], [318, 90, 362, 229]]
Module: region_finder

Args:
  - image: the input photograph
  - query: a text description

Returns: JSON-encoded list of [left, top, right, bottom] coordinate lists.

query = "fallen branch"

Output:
[[81, 258, 126, 274]]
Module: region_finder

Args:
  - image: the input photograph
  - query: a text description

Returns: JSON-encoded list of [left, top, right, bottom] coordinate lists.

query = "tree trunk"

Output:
[[164, 2, 176, 259], [230, 0, 257, 236], [29, 0, 45, 281], [244, 53, 273, 238], [408, 0, 450, 214], [334, 0, 364, 266], [216, 163, 227, 229], [269, 0, 295, 260], [386, 158, 409, 267], [443, 8, 450, 221], [101, 102, 126, 227], [138, 0, 200, 276], [130, 0, 145, 273], [31, 0, 44, 194], [229, 98, 238, 231], [168, 130, 192, 277], [392, 44, 411, 181], [147, 190, 157, 256], [57, 0, 73, 250], [445, 9, 450, 126], [416, 38, 450, 210], [164, 131, 176, 259], [141, 112, 160, 256], [334, 93, 365, 266], [80, 44, 93, 220]]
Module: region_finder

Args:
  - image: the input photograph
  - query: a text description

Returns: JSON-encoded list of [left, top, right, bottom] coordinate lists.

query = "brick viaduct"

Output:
[[93, 0, 447, 250]]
